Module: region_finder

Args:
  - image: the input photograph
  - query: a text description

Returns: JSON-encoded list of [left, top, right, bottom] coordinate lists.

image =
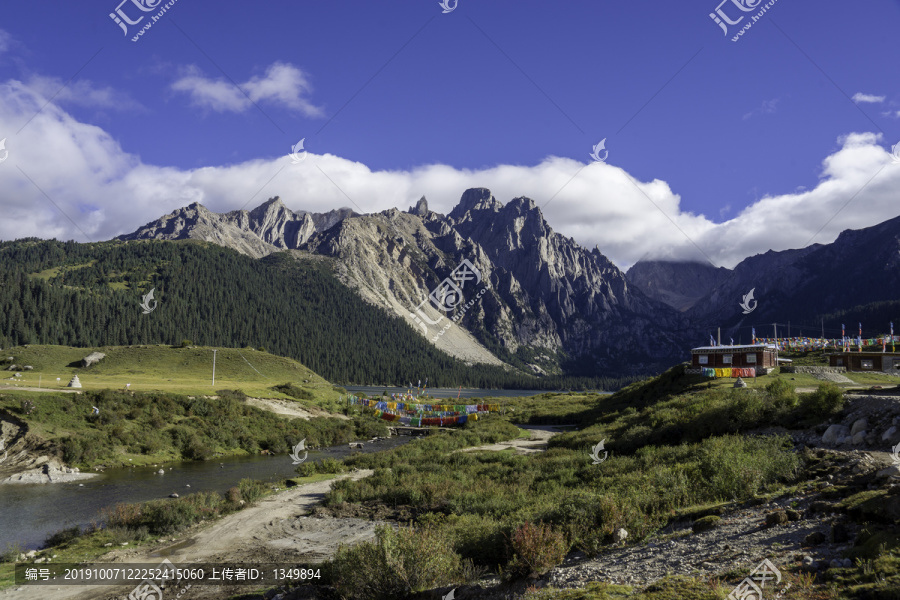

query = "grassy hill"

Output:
[[1, 344, 337, 402]]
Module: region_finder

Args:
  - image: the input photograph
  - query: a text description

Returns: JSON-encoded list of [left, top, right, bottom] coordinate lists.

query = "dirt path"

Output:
[[245, 397, 349, 420], [457, 425, 570, 455], [2, 470, 376, 600]]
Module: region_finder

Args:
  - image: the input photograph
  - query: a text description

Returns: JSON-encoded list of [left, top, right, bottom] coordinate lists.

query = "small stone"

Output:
[[34, 558, 44, 564], [120, 542, 128, 546], [830, 558, 842, 569], [104, 543, 112, 547], [786, 509, 801, 521], [158, 469, 165, 474], [613, 528, 628, 542], [25, 550, 36, 558], [876, 465, 900, 479], [169, 493, 179, 498], [843, 558, 852, 568]]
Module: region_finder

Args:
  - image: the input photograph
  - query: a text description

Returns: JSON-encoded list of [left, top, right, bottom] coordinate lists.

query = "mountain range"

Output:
[[115, 189, 900, 376]]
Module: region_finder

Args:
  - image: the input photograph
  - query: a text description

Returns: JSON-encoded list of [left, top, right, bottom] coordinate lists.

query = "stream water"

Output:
[[0, 437, 410, 552]]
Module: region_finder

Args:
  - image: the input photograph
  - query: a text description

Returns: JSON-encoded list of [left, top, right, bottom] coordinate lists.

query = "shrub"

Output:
[[180, 340, 192, 348], [238, 478, 266, 504], [225, 487, 242, 504], [44, 525, 81, 548], [329, 524, 468, 600], [0, 542, 23, 563], [504, 521, 568, 581], [698, 434, 800, 501], [765, 378, 798, 411], [102, 502, 143, 529], [692, 515, 721, 533], [798, 383, 845, 420]]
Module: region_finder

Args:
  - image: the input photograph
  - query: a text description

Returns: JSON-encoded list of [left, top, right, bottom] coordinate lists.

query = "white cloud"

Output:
[[24, 75, 142, 110], [171, 62, 323, 116], [742, 98, 780, 120], [852, 92, 885, 104], [1, 79, 899, 272], [0, 29, 11, 55]]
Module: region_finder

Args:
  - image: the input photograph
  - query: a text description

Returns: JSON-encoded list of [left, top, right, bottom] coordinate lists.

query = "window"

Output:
[[861, 359, 874, 370], [746, 353, 757, 364], [723, 354, 733, 364], [698, 355, 708, 365]]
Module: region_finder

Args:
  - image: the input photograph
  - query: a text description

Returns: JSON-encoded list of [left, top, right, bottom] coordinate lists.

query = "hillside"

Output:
[[0, 240, 634, 391]]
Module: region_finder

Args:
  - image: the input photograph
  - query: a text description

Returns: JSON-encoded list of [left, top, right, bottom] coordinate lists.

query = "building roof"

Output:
[[691, 344, 777, 352], [831, 352, 900, 357]]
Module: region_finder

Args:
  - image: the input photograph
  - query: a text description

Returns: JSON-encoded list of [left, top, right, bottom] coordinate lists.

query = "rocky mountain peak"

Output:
[[448, 188, 503, 222], [408, 196, 429, 216]]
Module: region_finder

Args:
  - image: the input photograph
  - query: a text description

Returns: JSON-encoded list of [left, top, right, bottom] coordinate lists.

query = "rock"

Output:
[[23, 365, 33, 370], [851, 431, 867, 445], [805, 531, 826, 546], [103, 543, 112, 547], [158, 469, 165, 474], [786, 509, 802, 521], [843, 558, 852, 568], [120, 542, 128, 546], [850, 418, 868, 436], [5, 357, 13, 362], [81, 352, 107, 368], [876, 465, 900, 479], [765, 511, 789, 527], [832, 522, 850, 543], [883, 426, 899, 441], [822, 424, 850, 445], [830, 559, 843, 569], [613, 528, 628, 542], [6, 364, 19, 371], [169, 493, 179, 498], [734, 377, 747, 388], [692, 516, 721, 533], [67, 375, 82, 388]]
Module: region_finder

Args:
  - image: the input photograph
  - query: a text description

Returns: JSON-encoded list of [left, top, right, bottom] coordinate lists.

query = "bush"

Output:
[[0, 542, 23, 563], [238, 478, 266, 504], [765, 378, 798, 411], [44, 525, 81, 548], [799, 383, 845, 420], [692, 515, 721, 533], [225, 486, 242, 504], [504, 521, 568, 581], [329, 524, 469, 600], [180, 340, 192, 348], [698, 434, 800, 501]]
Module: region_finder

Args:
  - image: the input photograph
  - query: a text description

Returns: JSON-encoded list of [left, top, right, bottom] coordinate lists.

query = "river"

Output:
[[0, 437, 410, 552]]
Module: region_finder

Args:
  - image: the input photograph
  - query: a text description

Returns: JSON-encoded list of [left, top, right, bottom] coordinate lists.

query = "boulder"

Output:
[[876, 465, 900, 480], [613, 528, 628, 542], [23, 365, 33, 371], [883, 426, 899, 442], [822, 424, 849, 444], [6, 365, 18, 371], [786, 509, 802, 521], [81, 352, 106, 368], [765, 511, 788, 527], [851, 431, 867, 445], [804, 531, 826, 546], [850, 418, 868, 436], [692, 515, 721, 533]]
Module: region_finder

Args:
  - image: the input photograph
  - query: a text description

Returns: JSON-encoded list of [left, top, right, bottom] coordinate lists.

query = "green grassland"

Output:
[[0, 344, 343, 405]]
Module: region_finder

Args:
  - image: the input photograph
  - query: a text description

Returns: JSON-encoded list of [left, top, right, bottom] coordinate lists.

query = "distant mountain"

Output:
[[626, 260, 731, 311], [118, 198, 356, 259], [647, 215, 900, 339], [120, 189, 691, 376]]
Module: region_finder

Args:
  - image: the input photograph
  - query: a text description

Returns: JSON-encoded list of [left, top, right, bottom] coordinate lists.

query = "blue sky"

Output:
[[0, 0, 898, 268]]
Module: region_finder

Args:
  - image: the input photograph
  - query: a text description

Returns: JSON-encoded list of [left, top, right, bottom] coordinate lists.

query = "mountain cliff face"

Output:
[[118, 198, 355, 259], [120, 189, 690, 376], [626, 260, 731, 311]]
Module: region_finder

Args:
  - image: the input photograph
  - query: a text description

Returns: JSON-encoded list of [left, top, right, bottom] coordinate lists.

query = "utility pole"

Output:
[[821, 318, 825, 340], [788, 321, 791, 338], [718, 327, 721, 346], [212, 349, 217, 386]]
